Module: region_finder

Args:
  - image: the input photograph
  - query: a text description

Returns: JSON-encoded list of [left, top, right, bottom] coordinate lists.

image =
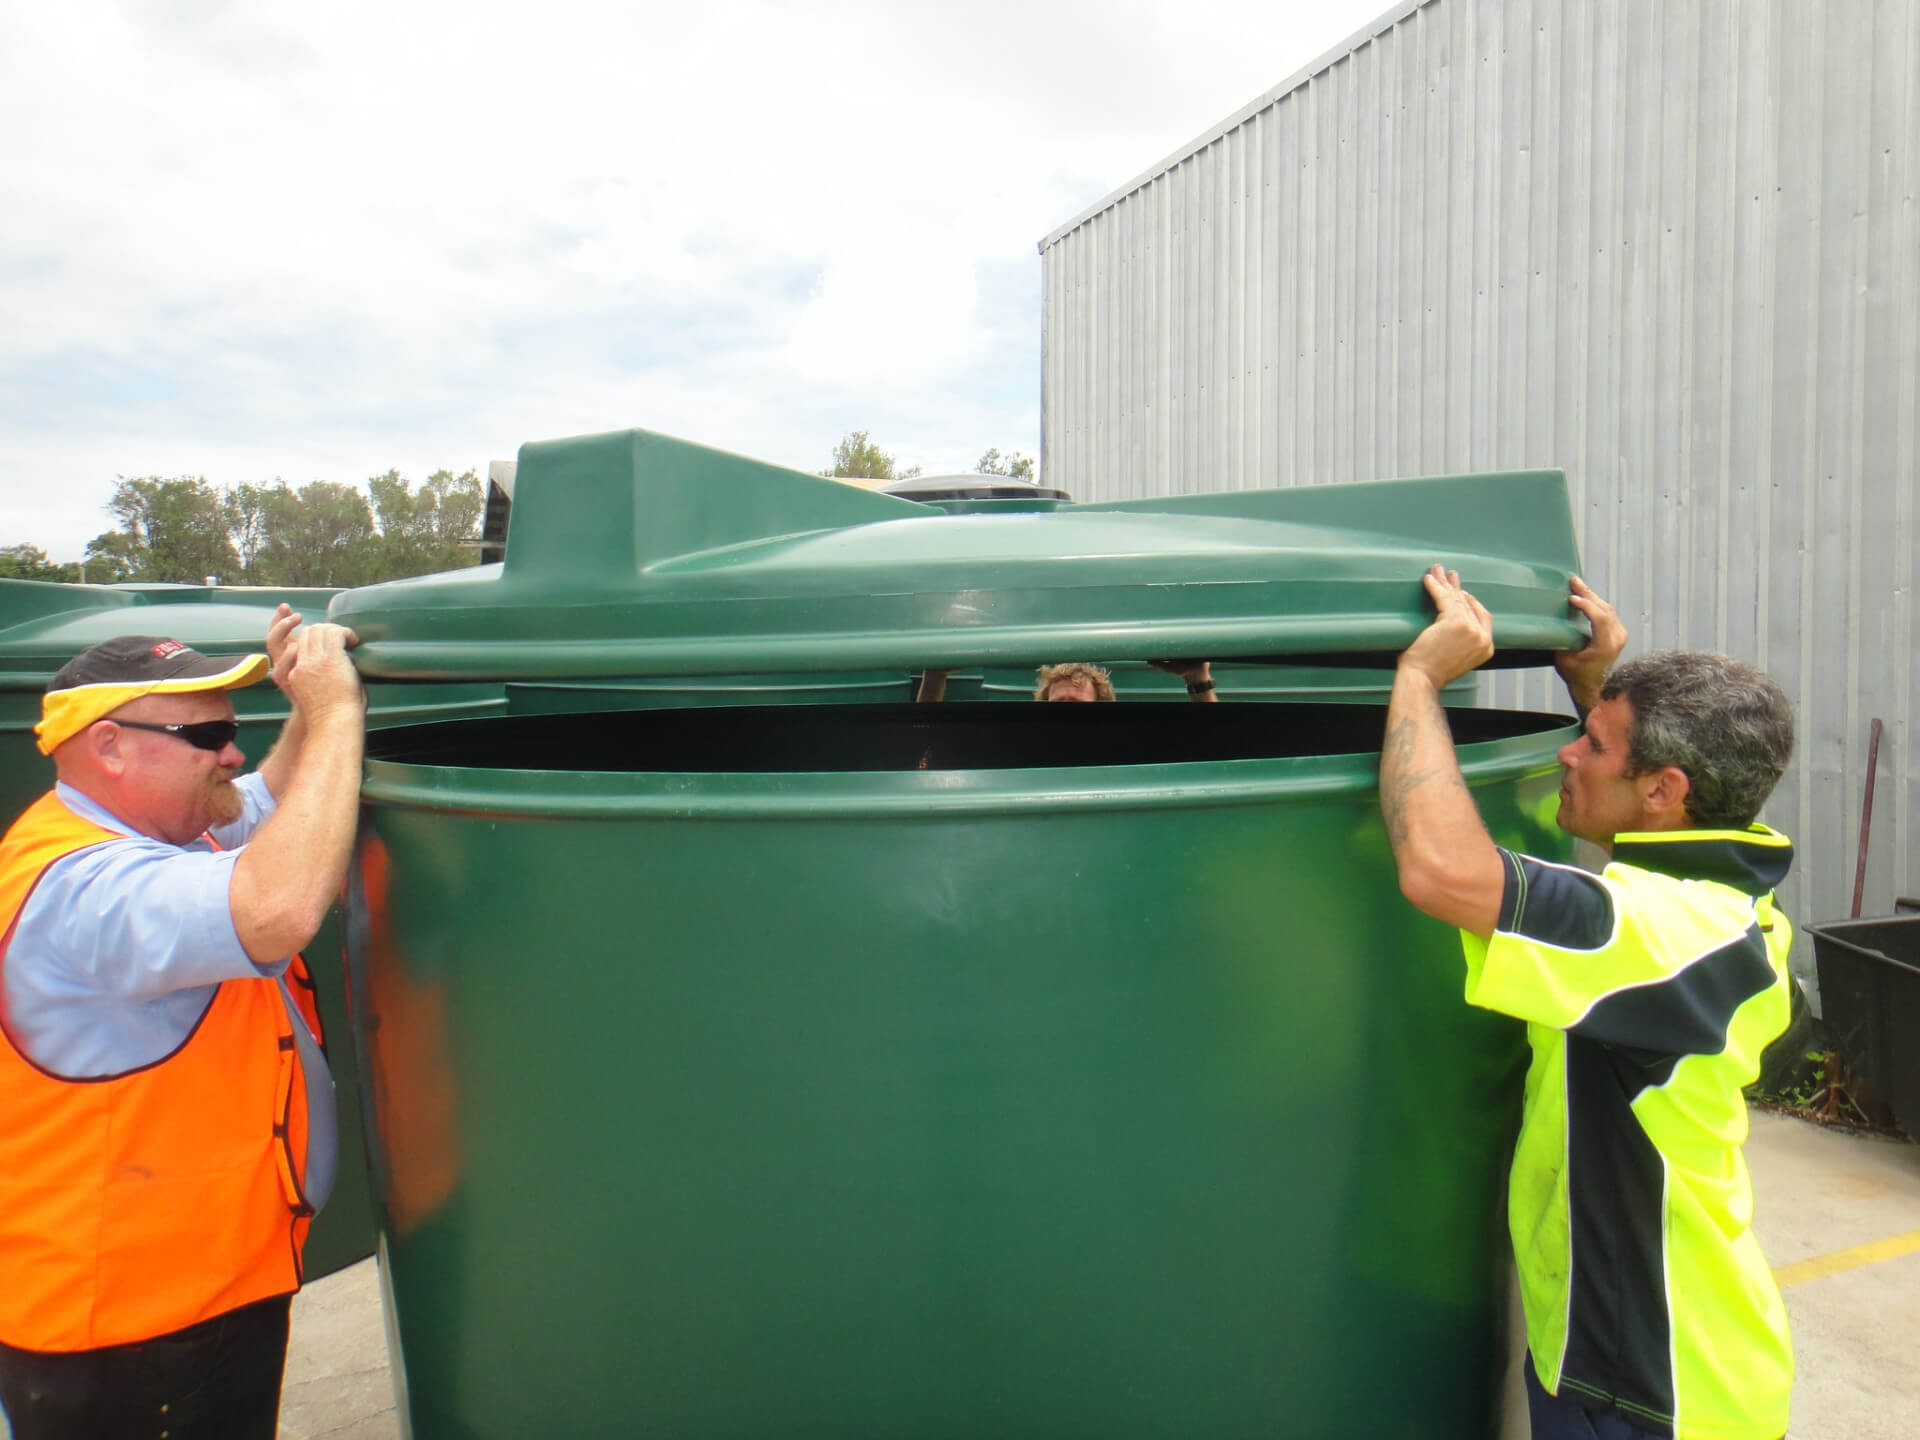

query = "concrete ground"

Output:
[[278, 1260, 398, 1440], [1745, 1110, 1920, 1439], [4, 1107, 1910, 1438]]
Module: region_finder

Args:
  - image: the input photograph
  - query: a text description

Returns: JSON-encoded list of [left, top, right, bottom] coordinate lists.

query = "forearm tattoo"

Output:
[[1380, 685, 1470, 850]]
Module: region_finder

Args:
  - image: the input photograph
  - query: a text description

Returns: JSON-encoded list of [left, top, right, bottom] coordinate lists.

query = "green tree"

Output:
[[87, 477, 239, 583], [68, 466, 487, 592], [75, 538, 137, 584], [421, 469, 485, 549], [367, 469, 483, 578], [0, 543, 81, 583], [976, 448, 1036, 481], [223, 483, 277, 581], [822, 430, 921, 482], [257, 482, 378, 587]]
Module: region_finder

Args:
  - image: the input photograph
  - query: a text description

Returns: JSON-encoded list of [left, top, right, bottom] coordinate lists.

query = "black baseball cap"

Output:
[[37, 636, 268, 754]]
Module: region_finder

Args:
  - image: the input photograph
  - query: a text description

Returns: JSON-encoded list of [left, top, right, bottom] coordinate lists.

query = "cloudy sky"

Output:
[[3, 0, 1388, 561]]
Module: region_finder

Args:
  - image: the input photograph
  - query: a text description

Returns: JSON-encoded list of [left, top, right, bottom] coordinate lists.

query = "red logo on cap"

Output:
[[151, 641, 188, 659]]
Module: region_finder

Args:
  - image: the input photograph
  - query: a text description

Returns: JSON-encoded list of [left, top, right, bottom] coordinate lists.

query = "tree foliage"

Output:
[[13, 469, 488, 591], [368, 469, 486, 578], [822, 430, 921, 482], [975, 448, 1036, 481], [90, 477, 241, 584], [260, 482, 377, 587], [0, 544, 82, 583], [223, 483, 276, 579]]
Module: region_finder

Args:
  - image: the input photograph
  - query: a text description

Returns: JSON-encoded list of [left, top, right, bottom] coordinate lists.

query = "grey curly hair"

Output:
[[1600, 652, 1794, 829]]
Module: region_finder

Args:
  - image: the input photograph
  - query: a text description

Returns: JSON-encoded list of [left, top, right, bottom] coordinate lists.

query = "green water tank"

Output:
[[329, 426, 1588, 1438]]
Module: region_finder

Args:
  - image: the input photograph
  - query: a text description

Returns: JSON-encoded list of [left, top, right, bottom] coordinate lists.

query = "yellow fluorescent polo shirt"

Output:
[[1460, 827, 1795, 1440]]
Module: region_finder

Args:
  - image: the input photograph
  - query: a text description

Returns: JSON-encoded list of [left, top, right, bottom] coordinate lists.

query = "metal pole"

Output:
[[1850, 717, 1884, 919]]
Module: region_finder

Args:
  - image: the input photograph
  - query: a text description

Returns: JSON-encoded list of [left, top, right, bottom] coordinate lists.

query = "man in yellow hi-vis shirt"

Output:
[[1382, 568, 1795, 1440]]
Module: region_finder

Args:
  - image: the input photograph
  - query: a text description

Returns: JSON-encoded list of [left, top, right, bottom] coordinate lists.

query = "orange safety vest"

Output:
[[0, 791, 318, 1352]]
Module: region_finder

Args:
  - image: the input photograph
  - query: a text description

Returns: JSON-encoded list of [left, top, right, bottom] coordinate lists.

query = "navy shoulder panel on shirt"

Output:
[[1498, 850, 1615, 951], [1577, 930, 1778, 1061]]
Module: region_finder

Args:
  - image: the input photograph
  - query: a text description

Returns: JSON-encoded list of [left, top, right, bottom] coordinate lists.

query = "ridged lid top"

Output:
[[328, 427, 1589, 681], [0, 583, 338, 689]]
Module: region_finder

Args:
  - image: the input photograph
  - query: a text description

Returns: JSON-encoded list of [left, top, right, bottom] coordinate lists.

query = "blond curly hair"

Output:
[[1033, 662, 1116, 702]]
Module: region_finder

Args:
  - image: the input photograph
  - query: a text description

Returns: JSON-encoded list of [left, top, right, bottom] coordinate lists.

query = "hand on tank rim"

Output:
[[1397, 565, 1495, 691]]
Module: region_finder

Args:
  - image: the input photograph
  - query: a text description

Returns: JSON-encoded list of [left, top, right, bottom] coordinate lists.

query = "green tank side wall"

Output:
[[259, 687, 512, 1282], [348, 718, 1570, 1437]]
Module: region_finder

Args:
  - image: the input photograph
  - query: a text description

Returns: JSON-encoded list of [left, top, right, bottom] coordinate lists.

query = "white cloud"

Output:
[[2, 0, 1391, 558]]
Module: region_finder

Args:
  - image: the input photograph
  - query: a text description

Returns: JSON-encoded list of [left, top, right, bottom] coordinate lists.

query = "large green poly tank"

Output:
[[0, 579, 504, 1283], [330, 427, 1590, 1438]]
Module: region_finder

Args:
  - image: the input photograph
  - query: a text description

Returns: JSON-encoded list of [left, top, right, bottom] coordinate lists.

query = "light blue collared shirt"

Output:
[[4, 774, 337, 1215]]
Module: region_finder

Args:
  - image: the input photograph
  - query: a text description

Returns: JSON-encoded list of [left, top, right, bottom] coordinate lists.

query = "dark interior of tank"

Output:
[[365, 700, 1574, 774]]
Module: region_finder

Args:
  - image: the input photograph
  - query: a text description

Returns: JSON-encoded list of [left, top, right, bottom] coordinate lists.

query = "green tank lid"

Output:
[[0, 584, 336, 690], [329, 426, 1588, 681], [104, 583, 341, 611], [0, 603, 319, 687]]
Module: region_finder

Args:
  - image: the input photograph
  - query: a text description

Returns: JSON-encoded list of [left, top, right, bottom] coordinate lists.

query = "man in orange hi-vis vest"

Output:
[[0, 606, 364, 1440]]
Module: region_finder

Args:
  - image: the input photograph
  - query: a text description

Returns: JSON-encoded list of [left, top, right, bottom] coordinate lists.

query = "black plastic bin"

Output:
[[1809, 913, 1920, 1136]]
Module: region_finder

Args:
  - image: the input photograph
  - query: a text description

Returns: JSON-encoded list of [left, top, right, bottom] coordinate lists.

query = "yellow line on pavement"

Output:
[[1774, 1229, 1920, 1288]]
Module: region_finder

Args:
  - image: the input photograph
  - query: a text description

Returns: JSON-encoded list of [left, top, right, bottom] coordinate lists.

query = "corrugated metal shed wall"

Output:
[[1039, 0, 1919, 964]]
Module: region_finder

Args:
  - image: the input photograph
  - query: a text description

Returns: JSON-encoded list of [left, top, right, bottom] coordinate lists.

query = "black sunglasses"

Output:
[[113, 719, 240, 752]]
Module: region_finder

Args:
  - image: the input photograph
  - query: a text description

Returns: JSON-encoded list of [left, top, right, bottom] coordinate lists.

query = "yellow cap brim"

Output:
[[35, 653, 270, 756]]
